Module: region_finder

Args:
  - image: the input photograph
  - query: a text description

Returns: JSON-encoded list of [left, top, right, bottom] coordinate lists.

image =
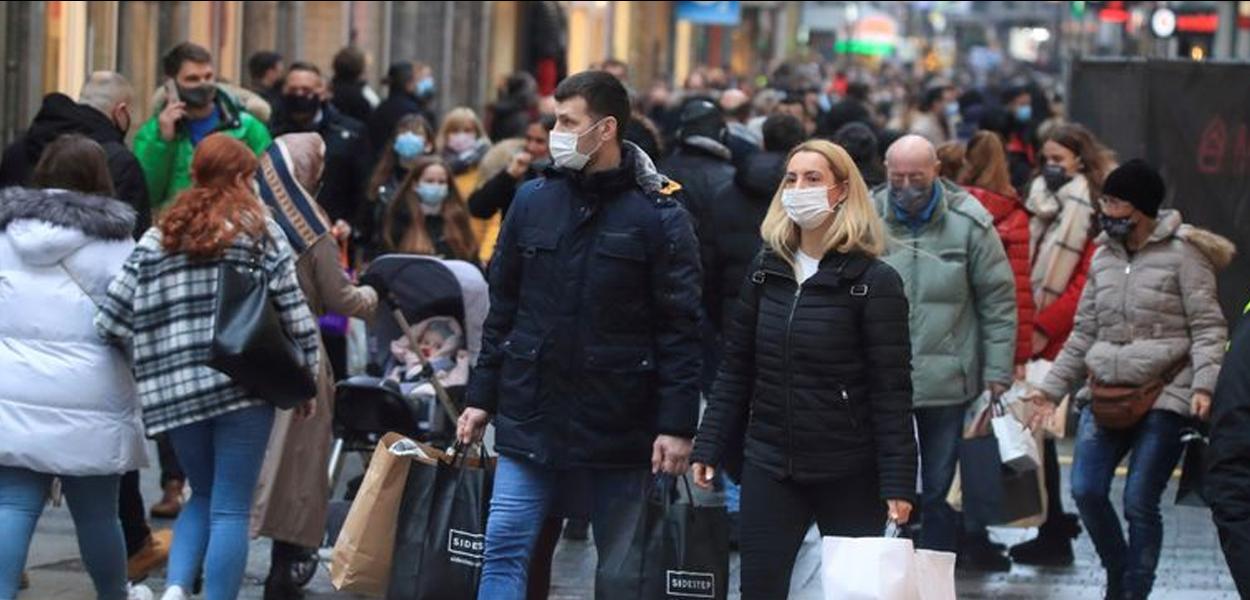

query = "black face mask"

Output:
[[283, 93, 322, 118], [177, 84, 216, 109], [1100, 214, 1135, 242], [1042, 164, 1072, 193]]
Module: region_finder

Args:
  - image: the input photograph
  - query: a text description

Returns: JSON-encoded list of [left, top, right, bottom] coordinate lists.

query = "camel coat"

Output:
[[250, 234, 377, 546]]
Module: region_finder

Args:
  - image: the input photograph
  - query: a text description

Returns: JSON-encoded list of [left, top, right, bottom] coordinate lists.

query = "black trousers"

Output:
[[738, 462, 886, 599], [1040, 438, 1068, 533], [156, 434, 184, 487], [119, 470, 150, 557]]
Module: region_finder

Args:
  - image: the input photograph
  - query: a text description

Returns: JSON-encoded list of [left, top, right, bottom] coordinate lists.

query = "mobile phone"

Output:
[[164, 79, 181, 105]]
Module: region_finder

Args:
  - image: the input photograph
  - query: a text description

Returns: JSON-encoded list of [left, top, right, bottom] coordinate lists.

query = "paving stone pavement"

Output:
[[19, 443, 1237, 599]]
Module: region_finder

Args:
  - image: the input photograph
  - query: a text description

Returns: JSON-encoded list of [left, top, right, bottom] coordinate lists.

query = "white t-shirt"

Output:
[[796, 250, 820, 284]]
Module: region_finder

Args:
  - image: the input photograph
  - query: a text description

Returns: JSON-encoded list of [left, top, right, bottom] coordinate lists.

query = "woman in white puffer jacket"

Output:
[[0, 134, 149, 600]]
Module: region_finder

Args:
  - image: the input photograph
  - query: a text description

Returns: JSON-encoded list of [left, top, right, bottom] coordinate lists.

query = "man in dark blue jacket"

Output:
[[459, 70, 702, 598]]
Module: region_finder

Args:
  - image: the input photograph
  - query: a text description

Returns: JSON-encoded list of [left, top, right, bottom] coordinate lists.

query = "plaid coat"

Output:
[[96, 220, 320, 434]]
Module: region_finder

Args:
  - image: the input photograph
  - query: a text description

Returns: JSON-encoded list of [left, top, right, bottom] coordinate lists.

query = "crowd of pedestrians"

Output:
[[0, 39, 1244, 600]]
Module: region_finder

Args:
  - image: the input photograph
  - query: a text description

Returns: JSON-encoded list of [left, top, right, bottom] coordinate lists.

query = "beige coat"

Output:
[[250, 234, 377, 547], [1039, 210, 1234, 415]]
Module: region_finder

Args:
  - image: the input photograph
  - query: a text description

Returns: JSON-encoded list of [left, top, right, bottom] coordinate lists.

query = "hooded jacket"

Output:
[[1038, 210, 1233, 415], [702, 150, 784, 331], [0, 188, 147, 476], [133, 86, 271, 211], [0, 93, 151, 236]]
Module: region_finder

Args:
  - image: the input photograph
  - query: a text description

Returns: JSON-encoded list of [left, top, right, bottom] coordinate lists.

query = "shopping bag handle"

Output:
[[883, 518, 902, 539], [448, 441, 490, 469]]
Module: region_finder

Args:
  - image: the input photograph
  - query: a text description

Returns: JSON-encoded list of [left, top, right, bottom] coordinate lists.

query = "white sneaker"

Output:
[[128, 583, 154, 600], [160, 585, 188, 600]]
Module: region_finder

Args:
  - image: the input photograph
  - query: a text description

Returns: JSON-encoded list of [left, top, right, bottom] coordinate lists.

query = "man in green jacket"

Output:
[[873, 134, 1018, 570], [134, 42, 271, 212]]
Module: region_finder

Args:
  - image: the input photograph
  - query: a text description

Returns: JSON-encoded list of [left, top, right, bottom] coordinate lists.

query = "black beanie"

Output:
[[1102, 159, 1166, 218]]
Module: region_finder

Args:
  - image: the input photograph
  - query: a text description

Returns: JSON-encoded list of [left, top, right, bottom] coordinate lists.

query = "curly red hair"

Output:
[[160, 134, 268, 258]]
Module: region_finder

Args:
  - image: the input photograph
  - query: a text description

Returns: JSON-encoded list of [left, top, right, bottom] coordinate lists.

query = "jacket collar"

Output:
[[759, 246, 873, 286]]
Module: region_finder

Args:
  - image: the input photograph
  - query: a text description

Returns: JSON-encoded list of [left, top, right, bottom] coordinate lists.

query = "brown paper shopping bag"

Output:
[[330, 432, 416, 597]]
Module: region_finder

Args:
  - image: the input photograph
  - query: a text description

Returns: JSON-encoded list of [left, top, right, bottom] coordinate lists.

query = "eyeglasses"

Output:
[[888, 173, 929, 187]]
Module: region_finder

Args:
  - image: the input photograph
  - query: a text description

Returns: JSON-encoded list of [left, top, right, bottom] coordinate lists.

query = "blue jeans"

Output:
[[165, 404, 274, 600], [477, 456, 647, 600], [915, 404, 965, 552], [0, 467, 125, 600], [1071, 407, 1184, 597]]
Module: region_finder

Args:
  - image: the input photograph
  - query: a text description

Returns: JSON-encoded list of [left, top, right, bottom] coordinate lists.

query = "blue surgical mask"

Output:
[[416, 76, 435, 97], [945, 101, 960, 118], [1015, 104, 1033, 123], [417, 182, 448, 207], [393, 132, 426, 160]]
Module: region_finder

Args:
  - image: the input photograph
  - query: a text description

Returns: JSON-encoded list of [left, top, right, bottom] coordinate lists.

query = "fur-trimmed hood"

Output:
[[1097, 209, 1237, 272], [0, 187, 136, 265], [1178, 224, 1237, 272]]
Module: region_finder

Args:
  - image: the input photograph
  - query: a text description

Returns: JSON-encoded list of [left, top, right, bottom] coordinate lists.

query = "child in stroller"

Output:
[[385, 315, 471, 423]]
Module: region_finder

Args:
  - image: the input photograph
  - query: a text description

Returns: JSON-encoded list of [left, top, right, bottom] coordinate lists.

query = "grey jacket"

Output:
[[1039, 210, 1234, 415]]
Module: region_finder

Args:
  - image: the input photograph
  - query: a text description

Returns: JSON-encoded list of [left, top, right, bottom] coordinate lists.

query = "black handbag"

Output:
[[207, 247, 316, 409]]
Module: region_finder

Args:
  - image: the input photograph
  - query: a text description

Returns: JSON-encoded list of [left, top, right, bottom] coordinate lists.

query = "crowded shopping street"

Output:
[[2, 1, 1250, 599]]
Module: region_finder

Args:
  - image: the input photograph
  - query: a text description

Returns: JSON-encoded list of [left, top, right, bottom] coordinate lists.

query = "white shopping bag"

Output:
[[822, 523, 956, 600], [991, 407, 1040, 472]]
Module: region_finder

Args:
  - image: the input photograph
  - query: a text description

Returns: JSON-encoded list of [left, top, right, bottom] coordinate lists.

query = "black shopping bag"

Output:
[[386, 445, 493, 600], [1176, 426, 1208, 507], [596, 476, 730, 600], [960, 435, 1044, 526]]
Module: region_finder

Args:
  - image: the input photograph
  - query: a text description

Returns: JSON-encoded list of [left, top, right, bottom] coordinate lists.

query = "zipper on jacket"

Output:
[[783, 282, 803, 476], [840, 384, 859, 430]]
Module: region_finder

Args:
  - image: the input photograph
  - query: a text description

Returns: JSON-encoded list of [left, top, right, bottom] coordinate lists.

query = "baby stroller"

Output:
[[313, 255, 488, 577]]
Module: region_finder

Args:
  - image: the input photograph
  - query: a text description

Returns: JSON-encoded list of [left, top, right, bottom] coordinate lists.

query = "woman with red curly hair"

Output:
[[96, 133, 320, 600]]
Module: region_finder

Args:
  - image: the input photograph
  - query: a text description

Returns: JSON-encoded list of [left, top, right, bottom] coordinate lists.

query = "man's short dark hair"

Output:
[[332, 46, 366, 81], [163, 42, 213, 78], [247, 51, 282, 82], [386, 61, 415, 90], [554, 71, 631, 139], [921, 86, 949, 112], [287, 61, 322, 78], [762, 114, 805, 154], [846, 82, 870, 103], [536, 113, 557, 130]]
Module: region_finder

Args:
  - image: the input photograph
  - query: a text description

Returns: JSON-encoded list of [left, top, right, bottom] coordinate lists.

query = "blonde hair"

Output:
[[436, 107, 488, 151], [760, 139, 886, 267]]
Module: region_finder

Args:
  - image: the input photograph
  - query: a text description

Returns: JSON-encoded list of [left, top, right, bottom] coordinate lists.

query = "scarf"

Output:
[[255, 134, 332, 255], [1027, 174, 1092, 310]]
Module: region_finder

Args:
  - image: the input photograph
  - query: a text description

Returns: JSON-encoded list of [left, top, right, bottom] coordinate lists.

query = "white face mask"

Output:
[[782, 186, 838, 230], [549, 118, 608, 171]]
